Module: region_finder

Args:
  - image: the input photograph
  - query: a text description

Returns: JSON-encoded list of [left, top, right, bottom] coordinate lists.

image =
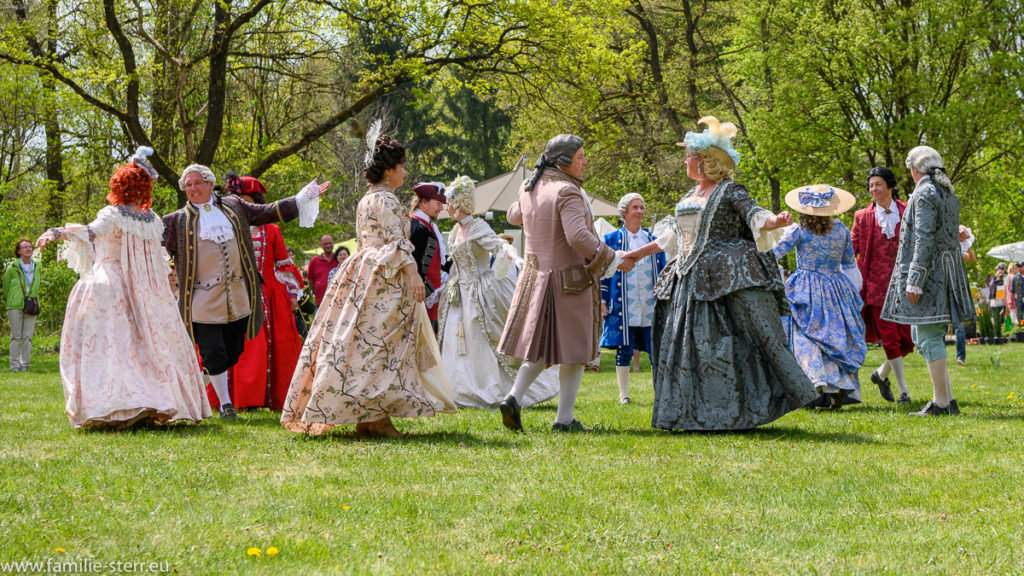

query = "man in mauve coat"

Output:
[[497, 134, 632, 432], [851, 166, 914, 404]]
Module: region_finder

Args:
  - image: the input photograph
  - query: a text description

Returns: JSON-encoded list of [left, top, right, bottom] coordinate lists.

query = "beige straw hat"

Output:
[[784, 184, 856, 216]]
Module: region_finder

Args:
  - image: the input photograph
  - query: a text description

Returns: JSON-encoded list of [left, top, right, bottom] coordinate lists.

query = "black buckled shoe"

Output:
[[911, 401, 951, 417], [219, 403, 239, 421], [871, 370, 895, 402], [897, 392, 911, 405], [551, 419, 592, 432], [499, 396, 523, 431], [948, 399, 961, 415]]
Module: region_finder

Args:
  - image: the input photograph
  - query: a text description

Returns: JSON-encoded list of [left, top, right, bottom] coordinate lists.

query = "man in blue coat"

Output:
[[600, 193, 666, 404]]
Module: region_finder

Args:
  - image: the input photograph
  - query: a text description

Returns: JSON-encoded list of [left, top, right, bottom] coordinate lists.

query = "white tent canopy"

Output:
[[986, 241, 1024, 262], [456, 156, 622, 218]]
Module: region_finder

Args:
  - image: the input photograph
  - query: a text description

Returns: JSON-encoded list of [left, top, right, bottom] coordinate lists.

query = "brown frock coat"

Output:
[[497, 169, 615, 365]]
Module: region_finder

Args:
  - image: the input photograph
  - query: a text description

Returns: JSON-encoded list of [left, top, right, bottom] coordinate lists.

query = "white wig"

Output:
[[446, 175, 477, 215], [617, 192, 645, 216], [178, 164, 217, 191], [905, 146, 954, 193]]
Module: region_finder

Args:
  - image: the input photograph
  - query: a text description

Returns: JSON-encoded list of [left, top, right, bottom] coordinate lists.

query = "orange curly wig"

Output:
[[107, 162, 153, 209]]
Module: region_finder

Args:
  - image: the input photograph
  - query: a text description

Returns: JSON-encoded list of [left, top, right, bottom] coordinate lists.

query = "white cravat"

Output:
[[414, 208, 447, 264], [874, 201, 900, 239], [191, 198, 235, 243]]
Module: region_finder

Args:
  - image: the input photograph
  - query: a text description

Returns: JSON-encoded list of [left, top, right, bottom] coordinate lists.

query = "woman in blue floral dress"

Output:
[[773, 185, 866, 409]]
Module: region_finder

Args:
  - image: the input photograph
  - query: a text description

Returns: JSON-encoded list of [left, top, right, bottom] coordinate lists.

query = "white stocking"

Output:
[[889, 356, 909, 396], [507, 361, 545, 404], [878, 360, 892, 379], [616, 366, 630, 401], [207, 371, 232, 408], [926, 358, 950, 407], [555, 364, 584, 425]]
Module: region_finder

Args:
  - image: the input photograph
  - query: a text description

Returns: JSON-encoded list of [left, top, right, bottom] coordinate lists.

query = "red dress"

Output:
[[208, 224, 302, 410]]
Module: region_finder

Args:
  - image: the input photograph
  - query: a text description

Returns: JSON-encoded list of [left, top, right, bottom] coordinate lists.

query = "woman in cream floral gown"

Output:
[[438, 176, 558, 408], [36, 148, 210, 429], [281, 134, 455, 436]]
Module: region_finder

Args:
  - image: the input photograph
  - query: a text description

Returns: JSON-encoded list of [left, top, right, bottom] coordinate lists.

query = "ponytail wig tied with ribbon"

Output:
[[524, 134, 584, 192], [679, 116, 741, 168], [905, 146, 955, 194]]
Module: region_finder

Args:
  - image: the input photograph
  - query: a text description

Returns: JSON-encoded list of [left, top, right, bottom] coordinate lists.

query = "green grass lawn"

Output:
[[2, 344, 1023, 575]]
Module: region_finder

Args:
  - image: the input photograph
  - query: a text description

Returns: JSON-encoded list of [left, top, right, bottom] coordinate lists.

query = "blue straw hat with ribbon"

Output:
[[784, 184, 856, 217]]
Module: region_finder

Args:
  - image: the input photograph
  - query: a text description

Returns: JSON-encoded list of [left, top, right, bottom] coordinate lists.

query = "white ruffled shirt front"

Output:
[[874, 201, 900, 239], [192, 198, 235, 243]]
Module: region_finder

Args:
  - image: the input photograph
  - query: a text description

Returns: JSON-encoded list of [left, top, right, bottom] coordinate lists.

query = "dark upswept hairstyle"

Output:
[[364, 135, 407, 185], [866, 166, 899, 199], [799, 213, 834, 236]]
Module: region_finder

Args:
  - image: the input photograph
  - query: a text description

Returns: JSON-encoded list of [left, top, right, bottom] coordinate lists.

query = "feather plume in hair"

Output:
[[363, 118, 383, 169], [698, 116, 738, 139]]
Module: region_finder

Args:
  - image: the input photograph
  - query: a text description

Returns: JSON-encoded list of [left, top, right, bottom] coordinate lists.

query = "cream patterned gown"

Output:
[[281, 185, 448, 434]]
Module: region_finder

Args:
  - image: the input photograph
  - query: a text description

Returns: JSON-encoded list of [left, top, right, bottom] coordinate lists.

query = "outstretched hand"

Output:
[[35, 229, 61, 249], [316, 180, 331, 196], [764, 211, 793, 230]]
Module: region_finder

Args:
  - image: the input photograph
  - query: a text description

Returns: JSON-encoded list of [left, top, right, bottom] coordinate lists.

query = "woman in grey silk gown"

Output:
[[625, 117, 816, 431]]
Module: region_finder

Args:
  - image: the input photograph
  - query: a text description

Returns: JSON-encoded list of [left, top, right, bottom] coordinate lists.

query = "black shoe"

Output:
[[871, 371, 895, 402], [499, 397, 522, 431], [897, 392, 911, 405], [911, 401, 951, 417], [948, 399, 961, 415], [804, 394, 830, 409], [551, 419, 592, 432], [219, 403, 239, 421], [620, 397, 632, 405], [829, 393, 844, 411]]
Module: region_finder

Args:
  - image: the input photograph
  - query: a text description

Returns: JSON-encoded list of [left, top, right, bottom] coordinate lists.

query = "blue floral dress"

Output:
[[773, 221, 866, 404]]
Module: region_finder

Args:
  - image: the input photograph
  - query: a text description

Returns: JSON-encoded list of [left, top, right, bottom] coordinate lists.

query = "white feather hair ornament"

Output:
[[363, 118, 383, 169], [698, 116, 738, 139]]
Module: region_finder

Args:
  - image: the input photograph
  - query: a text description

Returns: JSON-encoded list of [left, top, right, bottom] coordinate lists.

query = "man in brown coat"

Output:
[[497, 135, 632, 432], [163, 164, 326, 419]]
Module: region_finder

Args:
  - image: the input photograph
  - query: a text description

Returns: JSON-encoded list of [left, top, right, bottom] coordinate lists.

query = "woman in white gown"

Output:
[[438, 176, 558, 408], [36, 148, 210, 429]]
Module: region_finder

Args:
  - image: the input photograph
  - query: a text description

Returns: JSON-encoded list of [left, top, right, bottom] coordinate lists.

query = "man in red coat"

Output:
[[851, 166, 914, 404], [409, 182, 448, 331]]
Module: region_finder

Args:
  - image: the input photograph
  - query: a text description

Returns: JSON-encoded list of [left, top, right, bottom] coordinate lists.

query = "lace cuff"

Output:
[[655, 228, 677, 257], [296, 180, 321, 228], [749, 210, 785, 252], [600, 252, 625, 281], [57, 223, 96, 276]]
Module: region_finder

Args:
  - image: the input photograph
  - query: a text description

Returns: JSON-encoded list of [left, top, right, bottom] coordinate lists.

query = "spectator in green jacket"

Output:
[[4, 238, 41, 371]]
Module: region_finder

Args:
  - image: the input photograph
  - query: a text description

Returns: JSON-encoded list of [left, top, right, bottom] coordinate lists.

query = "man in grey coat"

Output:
[[881, 146, 975, 416]]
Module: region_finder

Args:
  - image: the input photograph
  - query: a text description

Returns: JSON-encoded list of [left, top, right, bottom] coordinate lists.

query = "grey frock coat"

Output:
[[497, 169, 616, 365], [881, 176, 974, 325]]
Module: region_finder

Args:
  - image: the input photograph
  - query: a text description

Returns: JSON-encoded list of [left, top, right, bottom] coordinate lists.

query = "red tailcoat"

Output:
[[851, 199, 908, 343]]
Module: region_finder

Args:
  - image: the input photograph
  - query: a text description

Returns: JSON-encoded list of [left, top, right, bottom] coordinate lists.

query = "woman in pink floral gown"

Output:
[[281, 134, 455, 437], [36, 148, 211, 429]]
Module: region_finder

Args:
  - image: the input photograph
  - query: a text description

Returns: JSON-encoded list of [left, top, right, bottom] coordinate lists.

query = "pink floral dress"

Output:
[[59, 205, 211, 428]]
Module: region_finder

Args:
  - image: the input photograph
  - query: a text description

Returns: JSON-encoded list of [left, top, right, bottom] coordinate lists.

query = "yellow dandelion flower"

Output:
[[55, 548, 66, 554], [247, 547, 262, 558], [342, 505, 351, 511], [1008, 393, 1016, 400], [266, 547, 279, 557]]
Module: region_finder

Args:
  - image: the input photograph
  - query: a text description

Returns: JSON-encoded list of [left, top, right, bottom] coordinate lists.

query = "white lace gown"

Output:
[[59, 205, 211, 428], [438, 217, 559, 409]]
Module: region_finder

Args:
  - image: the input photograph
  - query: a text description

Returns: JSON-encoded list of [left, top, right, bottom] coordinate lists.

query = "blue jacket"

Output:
[[600, 227, 666, 347]]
